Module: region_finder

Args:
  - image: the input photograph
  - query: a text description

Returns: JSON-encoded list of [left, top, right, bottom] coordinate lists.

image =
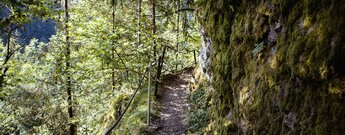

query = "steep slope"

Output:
[[196, 0, 345, 134]]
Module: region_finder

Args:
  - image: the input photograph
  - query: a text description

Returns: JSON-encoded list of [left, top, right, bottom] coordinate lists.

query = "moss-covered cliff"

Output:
[[196, 0, 345, 134]]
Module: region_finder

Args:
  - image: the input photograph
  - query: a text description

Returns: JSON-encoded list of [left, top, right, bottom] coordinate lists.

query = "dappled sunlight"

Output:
[[160, 112, 172, 118], [150, 71, 192, 135], [180, 84, 188, 88], [168, 92, 179, 97]]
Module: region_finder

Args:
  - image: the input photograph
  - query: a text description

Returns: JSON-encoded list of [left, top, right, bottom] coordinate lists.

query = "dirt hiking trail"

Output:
[[150, 68, 193, 135]]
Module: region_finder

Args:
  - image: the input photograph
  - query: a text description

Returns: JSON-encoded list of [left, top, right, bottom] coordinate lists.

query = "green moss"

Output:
[[197, 0, 345, 134]]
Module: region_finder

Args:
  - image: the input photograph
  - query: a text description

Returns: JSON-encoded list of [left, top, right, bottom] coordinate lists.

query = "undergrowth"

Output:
[[98, 82, 157, 135], [187, 82, 210, 134]]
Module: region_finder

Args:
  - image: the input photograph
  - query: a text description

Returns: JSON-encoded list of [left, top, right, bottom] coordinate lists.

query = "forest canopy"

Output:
[[0, 0, 199, 134]]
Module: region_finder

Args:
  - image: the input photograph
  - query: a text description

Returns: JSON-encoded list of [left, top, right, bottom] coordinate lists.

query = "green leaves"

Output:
[[0, 0, 200, 134], [252, 42, 265, 57], [188, 85, 210, 133]]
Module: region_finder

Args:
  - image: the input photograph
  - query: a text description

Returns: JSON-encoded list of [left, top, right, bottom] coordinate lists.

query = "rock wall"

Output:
[[198, 28, 213, 81], [196, 0, 345, 134]]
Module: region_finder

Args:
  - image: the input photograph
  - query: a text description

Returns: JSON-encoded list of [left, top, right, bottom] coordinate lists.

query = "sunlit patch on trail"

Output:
[[149, 70, 192, 135]]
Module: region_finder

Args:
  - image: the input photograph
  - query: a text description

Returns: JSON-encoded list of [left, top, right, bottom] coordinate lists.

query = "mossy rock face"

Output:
[[196, 0, 345, 134]]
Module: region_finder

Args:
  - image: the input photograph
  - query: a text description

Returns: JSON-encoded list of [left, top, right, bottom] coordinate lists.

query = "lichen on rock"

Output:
[[198, 28, 213, 81]]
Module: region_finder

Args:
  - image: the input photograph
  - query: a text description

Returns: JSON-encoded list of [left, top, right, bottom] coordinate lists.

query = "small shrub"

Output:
[[189, 87, 207, 108], [188, 86, 209, 133], [188, 109, 208, 133]]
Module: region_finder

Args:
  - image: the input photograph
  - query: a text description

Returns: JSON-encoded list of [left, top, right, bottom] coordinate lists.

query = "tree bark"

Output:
[[0, 24, 12, 94], [175, 0, 180, 71], [152, 0, 156, 60], [112, 0, 116, 92], [154, 46, 167, 96], [137, 0, 142, 48], [64, 0, 76, 134], [152, 0, 158, 96], [194, 50, 197, 65], [136, 0, 142, 84]]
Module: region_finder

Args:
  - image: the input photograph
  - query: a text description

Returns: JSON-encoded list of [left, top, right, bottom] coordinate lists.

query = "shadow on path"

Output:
[[150, 68, 193, 135]]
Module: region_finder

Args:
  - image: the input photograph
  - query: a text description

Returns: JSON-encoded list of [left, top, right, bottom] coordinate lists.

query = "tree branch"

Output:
[[143, 8, 195, 17]]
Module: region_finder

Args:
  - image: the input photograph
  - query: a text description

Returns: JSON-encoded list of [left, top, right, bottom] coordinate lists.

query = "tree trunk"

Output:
[[154, 46, 167, 96], [137, 0, 142, 48], [152, 0, 156, 60], [152, 0, 158, 95], [112, 0, 116, 92], [194, 50, 197, 65], [0, 24, 12, 94], [136, 0, 142, 84], [64, 0, 76, 134], [175, 0, 180, 71]]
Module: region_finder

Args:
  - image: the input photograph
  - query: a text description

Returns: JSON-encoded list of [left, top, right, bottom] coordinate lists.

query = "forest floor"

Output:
[[149, 68, 193, 135]]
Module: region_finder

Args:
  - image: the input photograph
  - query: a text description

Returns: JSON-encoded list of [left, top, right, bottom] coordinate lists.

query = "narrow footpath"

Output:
[[150, 68, 192, 135]]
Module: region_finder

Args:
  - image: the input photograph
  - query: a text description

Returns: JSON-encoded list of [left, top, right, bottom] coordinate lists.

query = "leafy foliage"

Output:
[[188, 85, 209, 134], [252, 42, 264, 57], [188, 109, 208, 133], [0, 0, 199, 134]]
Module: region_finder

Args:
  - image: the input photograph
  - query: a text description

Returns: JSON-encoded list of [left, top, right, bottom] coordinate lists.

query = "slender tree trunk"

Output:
[[154, 46, 167, 96], [137, 0, 142, 48], [136, 0, 142, 84], [194, 50, 197, 65], [64, 0, 76, 134], [110, 1, 129, 88], [152, 0, 156, 60], [152, 0, 160, 96], [0, 24, 12, 93], [175, 0, 180, 71], [112, 0, 116, 92]]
